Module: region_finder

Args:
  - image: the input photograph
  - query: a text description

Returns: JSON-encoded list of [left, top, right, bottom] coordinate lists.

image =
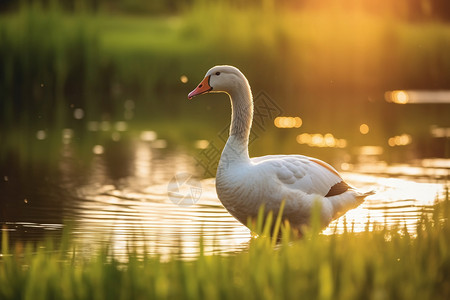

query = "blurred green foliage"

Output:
[[3, 0, 450, 21], [0, 1, 449, 161]]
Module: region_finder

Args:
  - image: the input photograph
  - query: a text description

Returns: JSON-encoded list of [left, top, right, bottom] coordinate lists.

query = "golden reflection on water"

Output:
[[75, 179, 250, 260], [323, 173, 445, 235], [73, 140, 250, 259], [69, 139, 448, 259], [135, 142, 152, 180]]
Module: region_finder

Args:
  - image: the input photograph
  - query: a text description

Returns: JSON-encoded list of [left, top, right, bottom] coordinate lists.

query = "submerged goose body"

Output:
[[188, 65, 372, 231]]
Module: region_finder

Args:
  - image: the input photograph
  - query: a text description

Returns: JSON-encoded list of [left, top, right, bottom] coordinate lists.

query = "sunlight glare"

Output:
[[393, 91, 409, 104], [358, 146, 383, 156], [340, 162, 352, 171], [336, 139, 347, 148], [135, 142, 152, 179], [296, 133, 311, 144], [140, 131, 157, 142], [115, 121, 128, 132], [430, 126, 450, 138], [324, 173, 446, 235], [62, 128, 74, 144], [152, 139, 167, 149], [386, 90, 409, 104], [297, 133, 347, 148], [92, 145, 104, 155], [274, 116, 302, 128], [195, 140, 209, 149], [180, 75, 188, 83], [359, 123, 369, 134], [388, 134, 412, 146], [73, 108, 84, 120], [36, 130, 46, 140], [324, 133, 336, 147]]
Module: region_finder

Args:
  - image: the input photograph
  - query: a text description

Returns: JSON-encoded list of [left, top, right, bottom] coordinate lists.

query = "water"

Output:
[[0, 131, 448, 260]]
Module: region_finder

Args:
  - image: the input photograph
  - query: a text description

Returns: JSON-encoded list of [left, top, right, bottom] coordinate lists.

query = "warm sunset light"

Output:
[[357, 146, 383, 156], [140, 131, 157, 142], [274, 116, 302, 128], [195, 139, 209, 149], [385, 90, 409, 104], [3, 1, 449, 297], [92, 145, 104, 155], [359, 123, 369, 134], [36, 130, 46, 140], [180, 75, 188, 83], [393, 90, 409, 104], [296, 133, 347, 148], [430, 126, 450, 138], [386, 90, 450, 104], [388, 134, 412, 147], [323, 176, 445, 236], [73, 108, 85, 119]]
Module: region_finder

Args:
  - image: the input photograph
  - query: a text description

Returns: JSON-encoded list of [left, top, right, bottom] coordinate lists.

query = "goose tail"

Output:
[[354, 189, 376, 200], [328, 188, 375, 221]]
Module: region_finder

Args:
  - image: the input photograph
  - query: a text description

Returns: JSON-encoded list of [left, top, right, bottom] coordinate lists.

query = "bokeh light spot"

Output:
[[180, 75, 188, 83], [360, 124, 369, 134], [74, 108, 84, 120], [93, 145, 104, 155], [36, 130, 46, 140]]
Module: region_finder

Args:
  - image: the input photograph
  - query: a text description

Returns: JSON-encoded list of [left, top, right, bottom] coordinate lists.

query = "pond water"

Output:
[[0, 131, 448, 260]]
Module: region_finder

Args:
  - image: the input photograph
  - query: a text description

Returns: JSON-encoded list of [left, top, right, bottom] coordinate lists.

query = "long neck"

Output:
[[223, 82, 253, 161], [230, 85, 253, 140]]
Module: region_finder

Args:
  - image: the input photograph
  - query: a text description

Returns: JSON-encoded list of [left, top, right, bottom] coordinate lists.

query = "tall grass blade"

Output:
[[271, 200, 285, 246]]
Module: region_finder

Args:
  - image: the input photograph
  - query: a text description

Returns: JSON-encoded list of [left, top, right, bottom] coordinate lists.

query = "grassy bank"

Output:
[[1, 194, 449, 299]]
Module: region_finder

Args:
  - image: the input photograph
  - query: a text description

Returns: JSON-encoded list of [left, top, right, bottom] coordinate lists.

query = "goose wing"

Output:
[[251, 155, 347, 197]]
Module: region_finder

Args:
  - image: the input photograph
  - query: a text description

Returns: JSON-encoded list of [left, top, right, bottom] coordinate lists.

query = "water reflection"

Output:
[[75, 179, 250, 260], [68, 137, 249, 259], [72, 162, 446, 259], [0, 132, 448, 259], [323, 174, 445, 235]]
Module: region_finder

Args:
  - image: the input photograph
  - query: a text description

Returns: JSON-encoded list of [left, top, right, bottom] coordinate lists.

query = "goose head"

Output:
[[188, 65, 248, 99]]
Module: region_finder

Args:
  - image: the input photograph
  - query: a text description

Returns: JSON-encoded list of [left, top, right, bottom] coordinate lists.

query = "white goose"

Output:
[[188, 65, 373, 232]]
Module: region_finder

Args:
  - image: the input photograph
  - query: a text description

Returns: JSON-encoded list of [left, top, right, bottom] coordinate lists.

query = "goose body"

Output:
[[188, 65, 372, 231]]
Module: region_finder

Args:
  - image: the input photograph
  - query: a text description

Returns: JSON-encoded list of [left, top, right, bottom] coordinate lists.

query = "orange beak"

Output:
[[188, 75, 212, 99]]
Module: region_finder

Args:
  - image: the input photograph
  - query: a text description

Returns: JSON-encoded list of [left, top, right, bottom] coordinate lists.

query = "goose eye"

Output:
[[215, 72, 221, 76]]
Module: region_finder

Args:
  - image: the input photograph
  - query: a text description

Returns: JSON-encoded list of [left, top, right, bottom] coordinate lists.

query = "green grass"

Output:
[[1, 194, 450, 300]]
